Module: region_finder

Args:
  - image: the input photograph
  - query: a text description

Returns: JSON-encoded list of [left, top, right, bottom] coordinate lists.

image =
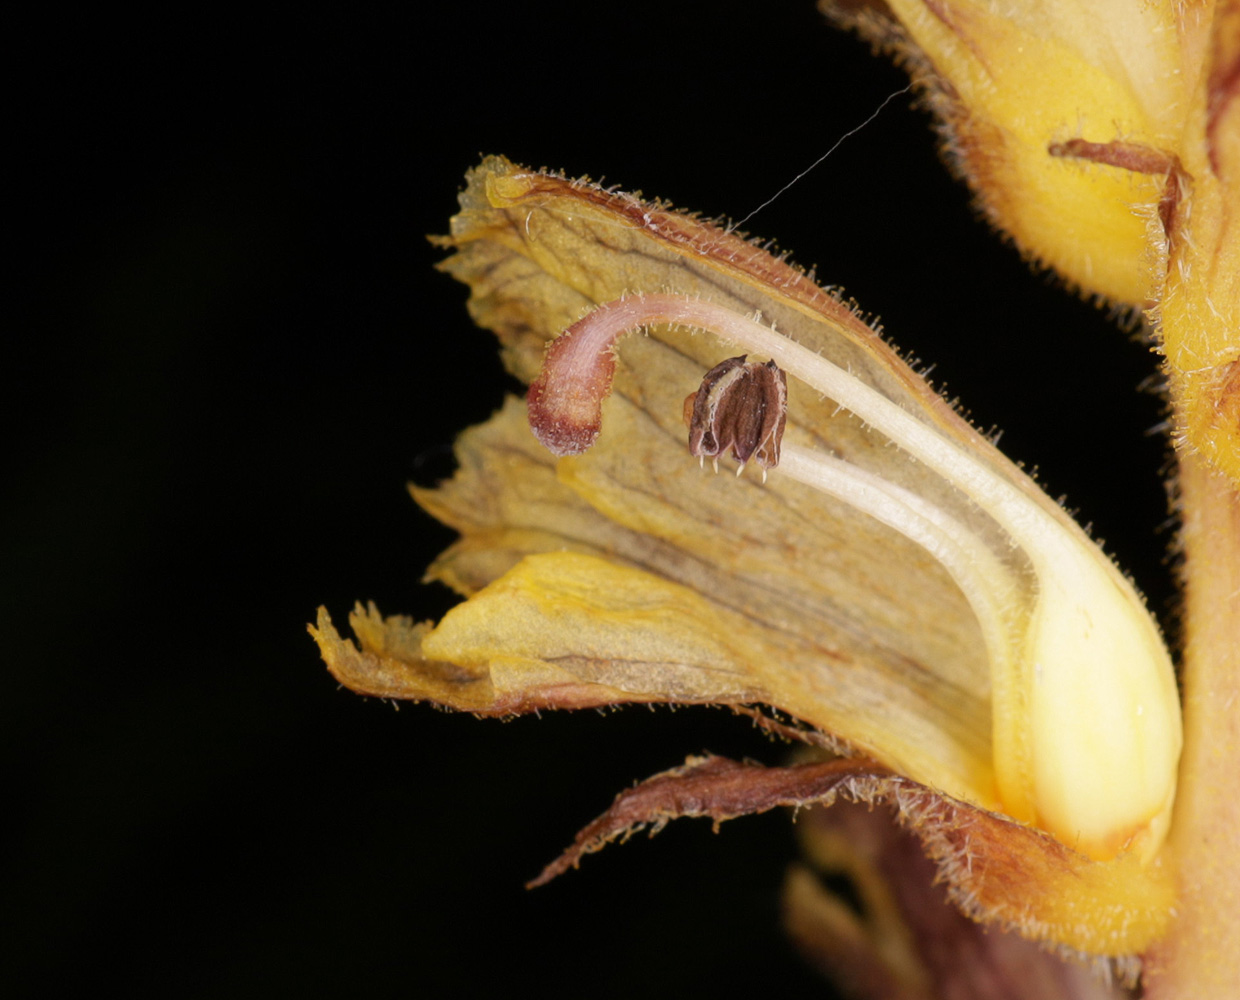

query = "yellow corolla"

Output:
[[313, 156, 1182, 959]]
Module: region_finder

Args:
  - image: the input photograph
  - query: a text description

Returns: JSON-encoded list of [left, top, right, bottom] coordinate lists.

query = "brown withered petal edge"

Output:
[[527, 753, 1140, 988]]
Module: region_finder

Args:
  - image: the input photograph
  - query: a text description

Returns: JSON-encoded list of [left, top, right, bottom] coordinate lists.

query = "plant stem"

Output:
[[1145, 453, 1240, 999]]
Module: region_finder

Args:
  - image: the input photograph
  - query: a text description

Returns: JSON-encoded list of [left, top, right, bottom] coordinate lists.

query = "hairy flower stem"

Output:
[[530, 293, 1180, 859], [1146, 455, 1240, 999]]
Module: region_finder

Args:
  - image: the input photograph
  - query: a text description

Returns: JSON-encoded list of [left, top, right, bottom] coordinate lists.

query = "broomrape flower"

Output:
[[315, 155, 1173, 970], [313, 1, 1238, 996]]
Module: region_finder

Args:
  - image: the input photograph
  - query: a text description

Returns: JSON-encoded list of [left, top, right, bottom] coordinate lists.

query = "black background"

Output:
[[8, 3, 1175, 996]]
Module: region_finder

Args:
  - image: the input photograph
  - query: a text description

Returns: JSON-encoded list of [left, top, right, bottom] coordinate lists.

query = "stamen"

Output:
[[684, 356, 787, 471]]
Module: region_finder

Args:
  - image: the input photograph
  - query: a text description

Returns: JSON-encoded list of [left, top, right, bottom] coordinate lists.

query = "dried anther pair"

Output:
[[684, 355, 787, 476]]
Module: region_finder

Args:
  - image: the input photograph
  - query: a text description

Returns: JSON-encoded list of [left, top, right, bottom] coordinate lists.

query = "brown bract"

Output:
[[787, 797, 1132, 1000], [525, 752, 1167, 984]]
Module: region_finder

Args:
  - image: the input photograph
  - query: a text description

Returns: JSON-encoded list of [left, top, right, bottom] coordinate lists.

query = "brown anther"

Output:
[[685, 356, 788, 470]]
